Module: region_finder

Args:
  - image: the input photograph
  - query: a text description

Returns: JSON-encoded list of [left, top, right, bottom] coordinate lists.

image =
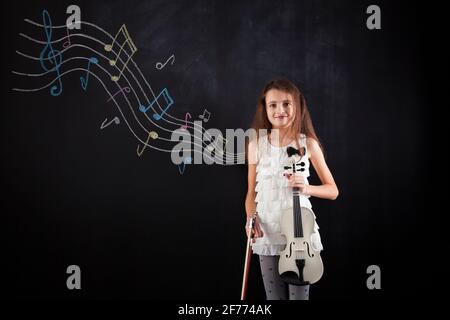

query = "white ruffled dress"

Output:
[[251, 134, 323, 256]]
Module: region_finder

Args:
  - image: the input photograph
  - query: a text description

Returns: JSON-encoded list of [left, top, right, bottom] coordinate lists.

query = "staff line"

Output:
[[12, 63, 241, 164]]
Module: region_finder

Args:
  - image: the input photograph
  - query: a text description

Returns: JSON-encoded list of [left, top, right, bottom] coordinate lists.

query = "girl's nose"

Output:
[[275, 104, 285, 114]]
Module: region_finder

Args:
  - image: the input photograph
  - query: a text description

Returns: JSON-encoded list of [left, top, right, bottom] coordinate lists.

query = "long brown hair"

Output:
[[249, 79, 322, 157]]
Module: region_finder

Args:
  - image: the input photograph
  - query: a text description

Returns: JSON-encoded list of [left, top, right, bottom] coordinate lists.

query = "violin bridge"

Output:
[[292, 241, 306, 252]]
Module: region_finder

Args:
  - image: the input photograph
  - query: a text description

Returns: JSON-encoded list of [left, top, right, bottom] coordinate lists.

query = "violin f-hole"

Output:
[[304, 241, 314, 258], [286, 242, 295, 258]]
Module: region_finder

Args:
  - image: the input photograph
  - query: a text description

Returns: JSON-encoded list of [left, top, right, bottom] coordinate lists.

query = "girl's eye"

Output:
[[269, 104, 276, 108], [283, 102, 290, 108]]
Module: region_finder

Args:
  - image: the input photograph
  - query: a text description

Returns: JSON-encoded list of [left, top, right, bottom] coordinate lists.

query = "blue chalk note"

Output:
[[39, 10, 63, 96], [138, 88, 174, 120], [178, 156, 192, 175], [80, 57, 99, 91]]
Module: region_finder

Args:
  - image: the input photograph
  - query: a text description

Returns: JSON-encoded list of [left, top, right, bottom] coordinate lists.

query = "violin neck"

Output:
[[292, 190, 304, 238]]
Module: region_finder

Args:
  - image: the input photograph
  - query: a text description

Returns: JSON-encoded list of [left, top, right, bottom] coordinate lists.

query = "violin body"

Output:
[[278, 204, 323, 285], [278, 146, 323, 285]]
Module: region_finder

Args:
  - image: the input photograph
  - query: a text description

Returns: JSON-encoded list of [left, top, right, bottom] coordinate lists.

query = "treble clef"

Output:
[[39, 9, 63, 96]]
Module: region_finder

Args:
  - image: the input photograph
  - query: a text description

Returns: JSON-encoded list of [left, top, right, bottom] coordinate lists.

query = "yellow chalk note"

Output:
[[137, 131, 158, 157], [149, 131, 158, 139], [104, 24, 137, 82]]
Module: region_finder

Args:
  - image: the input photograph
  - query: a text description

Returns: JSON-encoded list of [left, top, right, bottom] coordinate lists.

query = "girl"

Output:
[[245, 79, 338, 300]]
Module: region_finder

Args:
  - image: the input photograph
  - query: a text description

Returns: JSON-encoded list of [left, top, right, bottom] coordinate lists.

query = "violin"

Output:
[[278, 146, 323, 285]]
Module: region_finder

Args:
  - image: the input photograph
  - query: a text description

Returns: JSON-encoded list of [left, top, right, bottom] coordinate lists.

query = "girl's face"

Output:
[[265, 89, 296, 129]]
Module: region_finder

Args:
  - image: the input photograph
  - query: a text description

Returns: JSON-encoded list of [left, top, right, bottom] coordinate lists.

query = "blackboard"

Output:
[[3, 0, 441, 302]]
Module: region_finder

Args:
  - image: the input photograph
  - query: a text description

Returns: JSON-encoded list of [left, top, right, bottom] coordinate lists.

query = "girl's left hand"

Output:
[[287, 174, 308, 194]]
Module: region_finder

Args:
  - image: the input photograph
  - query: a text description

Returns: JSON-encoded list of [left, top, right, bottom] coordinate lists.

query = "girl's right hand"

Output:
[[245, 214, 264, 243]]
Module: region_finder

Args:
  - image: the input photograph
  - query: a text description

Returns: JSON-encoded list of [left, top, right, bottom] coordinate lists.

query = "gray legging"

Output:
[[259, 255, 310, 300]]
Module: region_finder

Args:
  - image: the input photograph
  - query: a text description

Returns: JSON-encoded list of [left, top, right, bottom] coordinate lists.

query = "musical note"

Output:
[[137, 131, 158, 157], [149, 131, 158, 139], [107, 86, 131, 102], [198, 109, 211, 122], [104, 24, 137, 82], [62, 24, 71, 48], [100, 117, 120, 130], [156, 54, 175, 70], [80, 57, 99, 91], [178, 156, 192, 175], [39, 10, 63, 96], [180, 112, 192, 130], [138, 88, 174, 120]]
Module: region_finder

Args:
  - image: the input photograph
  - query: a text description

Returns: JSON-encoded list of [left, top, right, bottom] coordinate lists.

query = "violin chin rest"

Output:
[[280, 271, 310, 286]]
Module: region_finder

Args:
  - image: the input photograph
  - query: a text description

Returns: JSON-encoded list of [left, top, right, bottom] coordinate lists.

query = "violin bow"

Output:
[[240, 215, 256, 300]]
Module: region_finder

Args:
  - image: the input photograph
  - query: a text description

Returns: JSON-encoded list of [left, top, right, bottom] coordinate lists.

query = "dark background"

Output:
[[2, 0, 444, 300]]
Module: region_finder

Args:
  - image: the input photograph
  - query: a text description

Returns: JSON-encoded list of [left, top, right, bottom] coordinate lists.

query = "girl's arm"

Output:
[[245, 162, 263, 240], [245, 139, 258, 217], [245, 163, 257, 218], [245, 139, 263, 240], [305, 137, 339, 200]]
